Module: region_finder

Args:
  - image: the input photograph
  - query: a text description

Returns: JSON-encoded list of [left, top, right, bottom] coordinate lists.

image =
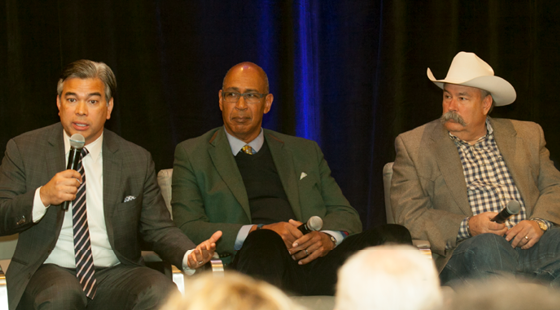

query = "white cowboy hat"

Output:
[[427, 51, 516, 106]]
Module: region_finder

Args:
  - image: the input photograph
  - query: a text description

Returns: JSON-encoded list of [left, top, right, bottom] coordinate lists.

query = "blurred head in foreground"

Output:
[[160, 271, 306, 310], [448, 278, 560, 310], [335, 245, 442, 310]]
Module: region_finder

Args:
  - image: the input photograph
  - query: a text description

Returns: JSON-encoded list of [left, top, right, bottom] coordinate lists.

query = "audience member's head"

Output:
[[335, 245, 442, 310], [160, 271, 306, 310], [448, 278, 560, 310]]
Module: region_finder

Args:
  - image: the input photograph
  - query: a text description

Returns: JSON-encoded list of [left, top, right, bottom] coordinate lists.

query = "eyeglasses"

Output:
[[222, 91, 268, 104]]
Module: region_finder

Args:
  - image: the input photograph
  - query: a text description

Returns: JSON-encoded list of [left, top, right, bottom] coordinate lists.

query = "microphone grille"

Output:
[[506, 200, 521, 215], [69, 134, 86, 149], [307, 216, 323, 231]]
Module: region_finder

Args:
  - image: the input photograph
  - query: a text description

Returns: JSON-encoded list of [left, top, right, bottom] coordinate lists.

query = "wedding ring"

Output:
[[304, 249, 309, 255], [525, 236, 529, 240], [197, 261, 204, 265]]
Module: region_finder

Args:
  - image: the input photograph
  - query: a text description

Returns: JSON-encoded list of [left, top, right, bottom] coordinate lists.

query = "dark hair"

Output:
[[57, 60, 117, 103]]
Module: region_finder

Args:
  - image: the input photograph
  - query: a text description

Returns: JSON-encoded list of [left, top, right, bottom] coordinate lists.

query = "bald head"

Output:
[[223, 62, 269, 93], [219, 62, 274, 143]]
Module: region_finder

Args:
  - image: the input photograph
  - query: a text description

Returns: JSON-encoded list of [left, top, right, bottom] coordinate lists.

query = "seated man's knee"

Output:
[[20, 272, 86, 309]]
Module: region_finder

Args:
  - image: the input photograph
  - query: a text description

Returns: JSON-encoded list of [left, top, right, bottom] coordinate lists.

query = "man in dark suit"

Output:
[[172, 62, 411, 295], [391, 52, 560, 287], [0, 59, 222, 310]]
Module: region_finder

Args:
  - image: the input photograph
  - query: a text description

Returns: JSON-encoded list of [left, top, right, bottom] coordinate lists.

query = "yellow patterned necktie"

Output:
[[242, 145, 253, 155]]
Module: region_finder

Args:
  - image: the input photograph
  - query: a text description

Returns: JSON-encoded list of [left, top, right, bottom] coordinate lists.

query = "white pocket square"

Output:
[[123, 195, 136, 203], [300, 172, 307, 180]]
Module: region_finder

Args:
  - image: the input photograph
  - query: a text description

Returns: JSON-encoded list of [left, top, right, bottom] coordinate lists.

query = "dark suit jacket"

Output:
[[391, 118, 560, 272], [172, 127, 362, 258], [0, 123, 195, 310]]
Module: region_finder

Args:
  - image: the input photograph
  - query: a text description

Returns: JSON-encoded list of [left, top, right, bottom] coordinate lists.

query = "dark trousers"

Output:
[[232, 224, 412, 295], [17, 263, 178, 310]]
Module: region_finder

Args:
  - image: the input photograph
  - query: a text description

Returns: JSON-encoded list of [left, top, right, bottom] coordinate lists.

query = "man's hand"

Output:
[[39, 170, 83, 206], [287, 219, 335, 265], [186, 230, 222, 269], [505, 220, 543, 249], [260, 222, 303, 249], [468, 212, 508, 237]]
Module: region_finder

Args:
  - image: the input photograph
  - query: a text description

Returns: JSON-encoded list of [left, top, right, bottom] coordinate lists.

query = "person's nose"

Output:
[[75, 101, 88, 115], [235, 96, 248, 110]]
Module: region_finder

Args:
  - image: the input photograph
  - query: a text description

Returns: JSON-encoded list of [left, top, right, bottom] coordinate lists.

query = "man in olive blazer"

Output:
[[172, 62, 410, 295], [172, 126, 362, 256]]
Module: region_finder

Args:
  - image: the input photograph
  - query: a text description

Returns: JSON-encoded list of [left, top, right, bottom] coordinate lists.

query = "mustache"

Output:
[[440, 111, 466, 127]]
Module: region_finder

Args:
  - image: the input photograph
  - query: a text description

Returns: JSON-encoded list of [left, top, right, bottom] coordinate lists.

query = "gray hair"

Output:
[[335, 245, 443, 310], [57, 60, 117, 103]]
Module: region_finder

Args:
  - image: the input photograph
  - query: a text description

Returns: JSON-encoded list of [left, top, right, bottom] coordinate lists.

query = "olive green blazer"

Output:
[[172, 127, 362, 257]]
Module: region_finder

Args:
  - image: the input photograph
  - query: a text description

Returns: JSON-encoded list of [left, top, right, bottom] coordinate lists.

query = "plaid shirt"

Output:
[[451, 120, 532, 241]]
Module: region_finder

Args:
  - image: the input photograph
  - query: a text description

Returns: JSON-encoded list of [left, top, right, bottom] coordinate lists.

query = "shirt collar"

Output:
[[224, 127, 264, 155], [448, 118, 493, 145], [63, 131, 103, 162]]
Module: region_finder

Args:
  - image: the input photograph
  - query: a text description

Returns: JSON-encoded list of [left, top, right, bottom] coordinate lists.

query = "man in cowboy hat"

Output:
[[390, 52, 560, 287]]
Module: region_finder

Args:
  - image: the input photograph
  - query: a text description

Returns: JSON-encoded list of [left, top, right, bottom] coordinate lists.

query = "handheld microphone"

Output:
[[298, 216, 323, 234], [61, 134, 86, 211], [491, 200, 521, 224]]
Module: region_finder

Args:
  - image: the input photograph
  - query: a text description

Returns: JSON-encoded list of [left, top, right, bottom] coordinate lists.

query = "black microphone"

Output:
[[298, 216, 323, 234], [491, 200, 521, 224], [61, 134, 86, 211]]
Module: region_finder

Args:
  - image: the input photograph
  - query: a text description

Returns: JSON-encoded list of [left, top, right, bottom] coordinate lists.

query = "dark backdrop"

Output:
[[2, 0, 559, 229]]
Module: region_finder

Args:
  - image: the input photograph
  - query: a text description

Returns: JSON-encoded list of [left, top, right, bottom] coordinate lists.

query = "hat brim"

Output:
[[427, 68, 516, 106]]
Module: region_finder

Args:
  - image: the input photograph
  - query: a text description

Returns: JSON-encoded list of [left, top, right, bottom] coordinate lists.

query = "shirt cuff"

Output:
[[457, 217, 471, 241], [182, 249, 196, 276], [321, 230, 345, 247], [234, 225, 254, 251], [532, 218, 554, 230], [32, 187, 49, 223]]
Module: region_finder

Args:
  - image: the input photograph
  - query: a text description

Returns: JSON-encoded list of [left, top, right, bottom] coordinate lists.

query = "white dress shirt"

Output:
[[33, 132, 120, 268]]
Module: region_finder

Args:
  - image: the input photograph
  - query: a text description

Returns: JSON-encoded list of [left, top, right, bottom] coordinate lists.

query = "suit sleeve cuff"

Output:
[[33, 187, 49, 223], [182, 249, 196, 275], [321, 230, 344, 246]]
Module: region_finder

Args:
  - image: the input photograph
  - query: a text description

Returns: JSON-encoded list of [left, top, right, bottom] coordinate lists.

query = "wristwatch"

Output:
[[531, 219, 548, 232], [324, 233, 337, 247]]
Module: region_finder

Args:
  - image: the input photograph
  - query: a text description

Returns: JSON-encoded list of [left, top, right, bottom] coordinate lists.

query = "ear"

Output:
[[56, 95, 62, 116], [106, 98, 114, 120], [482, 95, 492, 115], [218, 89, 224, 111], [263, 93, 274, 114]]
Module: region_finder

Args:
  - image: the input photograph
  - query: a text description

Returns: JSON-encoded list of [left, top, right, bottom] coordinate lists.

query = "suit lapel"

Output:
[[430, 123, 472, 215], [208, 128, 251, 218], [45, 124, 68, 229], [491, 119, 530, 208], [265, 131, 302, 220], [102, 131, 123, 220]]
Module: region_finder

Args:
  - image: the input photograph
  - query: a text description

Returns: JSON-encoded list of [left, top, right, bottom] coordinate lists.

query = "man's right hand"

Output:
[[39, 170, 82, 206], [468, 212, 508, 236], [259, 222, 303, 249]]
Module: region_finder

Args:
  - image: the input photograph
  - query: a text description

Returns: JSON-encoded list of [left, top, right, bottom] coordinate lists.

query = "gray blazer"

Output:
[[0, 123, 195, 310], [391, 117, 560, 272]]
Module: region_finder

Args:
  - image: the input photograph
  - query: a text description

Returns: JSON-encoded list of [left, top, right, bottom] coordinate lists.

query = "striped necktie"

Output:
[[72, 147, 97, 299], [242, 145, 253, 155]]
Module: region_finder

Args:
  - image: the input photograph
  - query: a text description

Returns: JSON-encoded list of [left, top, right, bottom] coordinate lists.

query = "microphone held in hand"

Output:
[[491, 200, 521, 224], [61, 134, 86, 211], [297, 216, 323, 234]]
